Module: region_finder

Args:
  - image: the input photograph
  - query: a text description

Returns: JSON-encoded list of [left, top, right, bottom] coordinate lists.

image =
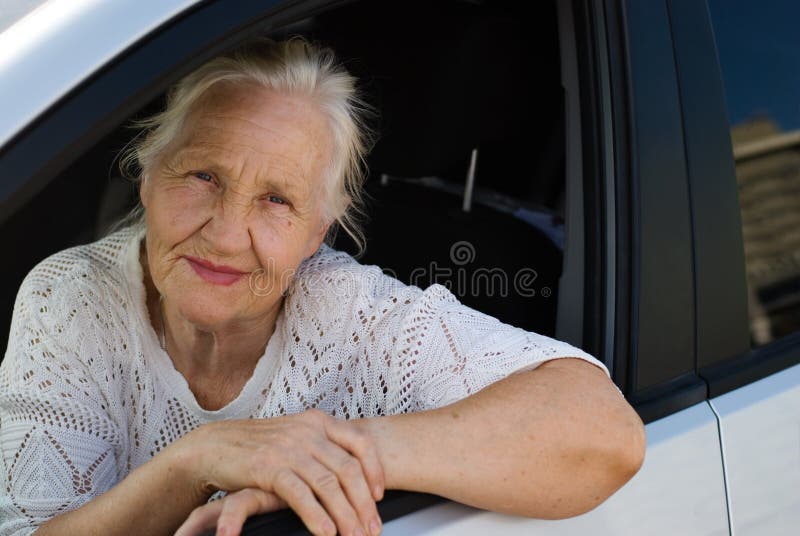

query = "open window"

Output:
[[2, 0, 591, 358], [0, 0, 608, 530], [305, 0, 567, 338]]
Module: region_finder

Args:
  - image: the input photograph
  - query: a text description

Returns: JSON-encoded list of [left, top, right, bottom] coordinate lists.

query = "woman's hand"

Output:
[[175, 488, 286, 536], [175, 409, 384, 536]]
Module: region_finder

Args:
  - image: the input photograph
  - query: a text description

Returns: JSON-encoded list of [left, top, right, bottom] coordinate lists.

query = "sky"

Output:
[[707, 0, 800, 132]]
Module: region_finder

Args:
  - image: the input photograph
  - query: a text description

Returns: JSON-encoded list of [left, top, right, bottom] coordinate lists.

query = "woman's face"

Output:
[[140, 83, 333, 331]]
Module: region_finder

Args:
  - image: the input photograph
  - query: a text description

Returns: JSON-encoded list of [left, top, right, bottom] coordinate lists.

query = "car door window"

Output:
[[708, 0, 800, 346]]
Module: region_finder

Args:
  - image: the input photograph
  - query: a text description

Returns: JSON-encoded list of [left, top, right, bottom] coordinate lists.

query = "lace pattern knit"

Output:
[[0, 226, 607, 534]]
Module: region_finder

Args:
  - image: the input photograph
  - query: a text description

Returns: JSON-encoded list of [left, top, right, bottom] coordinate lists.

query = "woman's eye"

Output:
[[268, 195, 288, 205], [191, 171, 214, 183]]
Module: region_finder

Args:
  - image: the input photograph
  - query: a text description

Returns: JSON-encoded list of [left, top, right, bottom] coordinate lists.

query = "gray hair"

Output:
[[118, 37, 374, 254]]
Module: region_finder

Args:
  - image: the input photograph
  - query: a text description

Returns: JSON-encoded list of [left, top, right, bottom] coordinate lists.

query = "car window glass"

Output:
[[708, 0, 800, 346]]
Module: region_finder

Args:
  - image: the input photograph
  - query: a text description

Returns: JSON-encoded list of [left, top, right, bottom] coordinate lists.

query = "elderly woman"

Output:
[[0, 39, 644, 536]]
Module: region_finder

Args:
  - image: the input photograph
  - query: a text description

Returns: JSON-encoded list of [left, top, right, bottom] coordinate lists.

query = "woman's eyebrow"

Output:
[[257, 165, 309, 197], [165, 147, 207, 169], [169, 147, 308, 198], [258, 177, 304, 199]]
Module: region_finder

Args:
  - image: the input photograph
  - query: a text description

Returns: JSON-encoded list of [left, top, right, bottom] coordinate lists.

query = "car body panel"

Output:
[[382, 402, 729, 535], [0, 0, 198, 148], [711, 363, 800, 534]]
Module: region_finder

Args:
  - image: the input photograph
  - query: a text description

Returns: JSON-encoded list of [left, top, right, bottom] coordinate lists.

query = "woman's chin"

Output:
[[170, 290, 279, 332], [174, 304, 236, 331], [162, 279, 230, 320]]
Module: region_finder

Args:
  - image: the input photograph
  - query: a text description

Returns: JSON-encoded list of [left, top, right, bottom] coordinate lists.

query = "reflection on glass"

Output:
[[709, 0, 800, 346], [732, 119, 800, 345]]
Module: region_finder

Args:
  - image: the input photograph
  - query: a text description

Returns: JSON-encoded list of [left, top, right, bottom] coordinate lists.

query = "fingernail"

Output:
[[370, 517, 382, 534], [373, 485, 384, 500], [354, 528, 366, 536]]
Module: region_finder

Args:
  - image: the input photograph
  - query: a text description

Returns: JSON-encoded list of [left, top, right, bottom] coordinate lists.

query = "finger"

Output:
[[325, 418, 385, 501], [216, 489, 287, 536], [175, 500, 225, 536], [312, 441, 382, 535], [272, 469, 338, 536], [295, 457, 368, 536]]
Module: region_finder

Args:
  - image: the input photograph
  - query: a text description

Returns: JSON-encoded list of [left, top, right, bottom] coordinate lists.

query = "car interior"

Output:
[[1, 0, 567, 358]]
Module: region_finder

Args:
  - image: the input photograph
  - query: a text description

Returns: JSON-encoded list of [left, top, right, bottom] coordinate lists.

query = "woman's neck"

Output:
[[141, 246, 280, 410], [164, 299, 279, 410]]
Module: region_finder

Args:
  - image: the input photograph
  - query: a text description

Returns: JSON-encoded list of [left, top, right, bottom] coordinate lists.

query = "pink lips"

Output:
[[183, 255, 247, 286]]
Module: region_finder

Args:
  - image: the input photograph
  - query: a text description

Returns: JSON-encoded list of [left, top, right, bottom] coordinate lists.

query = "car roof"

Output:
[[0, 0, 50, 34], [0, 0, 201, 149]]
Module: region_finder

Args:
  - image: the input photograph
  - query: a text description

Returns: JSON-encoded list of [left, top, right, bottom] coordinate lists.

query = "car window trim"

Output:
[[555, 0, 588, 360], [613, 0, 702, 418], [701, 332, 800, 397], [598, 0, 635, 398], [558, 0, 618, 378], [666, 0, 751, 369], [242, 490, 444, 535]]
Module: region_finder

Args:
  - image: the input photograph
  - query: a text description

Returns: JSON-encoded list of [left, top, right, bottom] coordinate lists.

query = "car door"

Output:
[[381, 0, 734, 532], [669, 1, 800, 534], [0, 0, 734, 535]]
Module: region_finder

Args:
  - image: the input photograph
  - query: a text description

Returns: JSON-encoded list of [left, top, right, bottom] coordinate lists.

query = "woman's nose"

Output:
[[200, 194, 253, 255]]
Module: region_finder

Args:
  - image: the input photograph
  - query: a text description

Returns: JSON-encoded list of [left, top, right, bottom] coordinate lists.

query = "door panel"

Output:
[[382, 402, 728, 535], [711, 364, 800, 535]]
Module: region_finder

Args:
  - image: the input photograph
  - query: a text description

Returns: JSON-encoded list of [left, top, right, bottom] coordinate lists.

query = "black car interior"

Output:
[[1, 0, 565, 356]]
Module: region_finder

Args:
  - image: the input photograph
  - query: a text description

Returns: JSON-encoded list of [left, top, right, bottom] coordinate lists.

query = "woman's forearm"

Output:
[[35, 444, 207, 536], [34, 358, 644, 533], [360, 358, 646, 519], [36, 412, 388, 536]]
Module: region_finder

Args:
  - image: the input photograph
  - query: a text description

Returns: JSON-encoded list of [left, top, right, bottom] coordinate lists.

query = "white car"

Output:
[[1, 0, 798, 534]]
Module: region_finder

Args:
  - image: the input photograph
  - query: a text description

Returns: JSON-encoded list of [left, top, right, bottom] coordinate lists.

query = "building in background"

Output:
[[732, 117, 800, 344]]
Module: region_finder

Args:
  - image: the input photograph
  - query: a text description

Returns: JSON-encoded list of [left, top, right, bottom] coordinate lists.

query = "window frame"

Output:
[[560, 0, 711, 424], [666, 0, 800, 397], [596, 0, 706, 422], [0, 0, 597, 530], [556, 0, 605, 370]]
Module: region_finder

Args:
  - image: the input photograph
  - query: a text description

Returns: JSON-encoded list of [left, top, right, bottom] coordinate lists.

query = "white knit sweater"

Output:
[[0, 226, 607, 534]]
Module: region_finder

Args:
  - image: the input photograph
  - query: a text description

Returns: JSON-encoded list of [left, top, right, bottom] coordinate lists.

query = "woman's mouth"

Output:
[[183, 256, 247, 286]]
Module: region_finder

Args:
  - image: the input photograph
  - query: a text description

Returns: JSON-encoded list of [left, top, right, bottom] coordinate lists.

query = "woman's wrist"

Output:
[[354, 414, 414, 493], [163, 426, 216, 501]]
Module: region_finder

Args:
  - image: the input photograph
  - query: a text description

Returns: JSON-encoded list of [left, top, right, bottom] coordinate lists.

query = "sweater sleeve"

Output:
[[281, 245, 612, 418], [390, 284, 610, 411], [0, 270, 122, 535]]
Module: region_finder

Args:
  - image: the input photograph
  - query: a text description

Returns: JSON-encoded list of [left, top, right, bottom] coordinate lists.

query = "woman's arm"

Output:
[[35, 446, 207, 536], [176, 357, 644, 534], [36, 411, 384, 536], [359, 357, 646, 519]]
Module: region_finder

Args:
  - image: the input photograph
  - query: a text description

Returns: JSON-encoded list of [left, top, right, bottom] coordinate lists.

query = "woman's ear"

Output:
[[139, 175, 151, 209], [306, 221, 332, 259]]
